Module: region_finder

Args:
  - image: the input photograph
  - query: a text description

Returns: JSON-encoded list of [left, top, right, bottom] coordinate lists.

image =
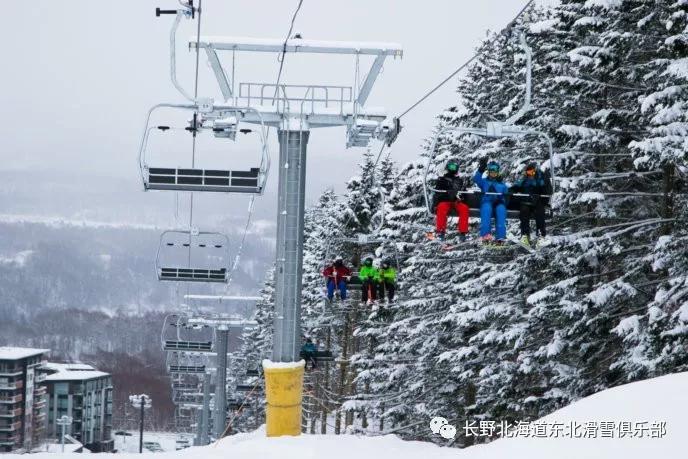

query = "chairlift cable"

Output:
[[396, 0, 534, 120], [223, 196, 257, 292], [272, 0, 304, 100]]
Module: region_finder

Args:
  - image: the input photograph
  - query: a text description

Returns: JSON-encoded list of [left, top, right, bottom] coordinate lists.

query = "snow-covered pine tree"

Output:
[[234, 267, 275, 431], [250, 0, 688, 447], [615, 0, 688, 377]]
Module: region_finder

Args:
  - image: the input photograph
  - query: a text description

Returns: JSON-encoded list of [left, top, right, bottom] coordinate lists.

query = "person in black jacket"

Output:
[[432, 160, 469, 242], [510, 163, 552, 246]]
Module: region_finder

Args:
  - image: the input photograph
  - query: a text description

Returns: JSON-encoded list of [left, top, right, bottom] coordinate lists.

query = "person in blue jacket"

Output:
[[473, 158, 509, 244]]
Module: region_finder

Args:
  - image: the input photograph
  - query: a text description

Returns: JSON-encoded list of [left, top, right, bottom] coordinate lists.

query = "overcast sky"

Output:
[[0, 0, 552, 224]]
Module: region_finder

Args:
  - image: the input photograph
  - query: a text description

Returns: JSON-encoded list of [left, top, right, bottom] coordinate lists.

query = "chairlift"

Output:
[[138, 105, 270, 194], [235, 385, 263, 393], [323, 233, 401, 272], [422, 32, 557, 221], [164, 340, 213, 352], [245, 369, 260, 377], [168, 365, 206, 374], [156, 230, 230, 283], [321, 233, 402, 309], [300, 349, 335, 363]]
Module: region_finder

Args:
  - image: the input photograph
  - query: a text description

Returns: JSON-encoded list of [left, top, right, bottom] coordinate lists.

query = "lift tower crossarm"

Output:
[[190, 36, 403, 57]]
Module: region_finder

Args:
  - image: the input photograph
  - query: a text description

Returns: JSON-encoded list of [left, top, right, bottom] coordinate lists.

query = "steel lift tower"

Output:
[[143, 5, 402, 437], [190, 36, 402, 436]]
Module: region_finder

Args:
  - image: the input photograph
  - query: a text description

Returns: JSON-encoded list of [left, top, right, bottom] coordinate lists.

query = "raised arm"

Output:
[[473, 158, 488, 190], [473, 169, 487, 190]]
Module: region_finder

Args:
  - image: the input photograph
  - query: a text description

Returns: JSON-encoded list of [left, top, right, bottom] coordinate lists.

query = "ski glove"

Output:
[[478, 158, 488, 173]]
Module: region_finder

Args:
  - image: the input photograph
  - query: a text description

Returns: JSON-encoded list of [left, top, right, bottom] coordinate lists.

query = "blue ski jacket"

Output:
[[473, 169, 509, 204]]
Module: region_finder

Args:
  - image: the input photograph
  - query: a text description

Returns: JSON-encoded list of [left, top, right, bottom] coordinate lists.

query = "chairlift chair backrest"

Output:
[[138, 104, 270, 195], [156, 230, 230, 283]]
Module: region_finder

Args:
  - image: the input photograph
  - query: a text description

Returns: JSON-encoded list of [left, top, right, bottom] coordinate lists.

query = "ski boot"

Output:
[[537, 235, 552, 247]]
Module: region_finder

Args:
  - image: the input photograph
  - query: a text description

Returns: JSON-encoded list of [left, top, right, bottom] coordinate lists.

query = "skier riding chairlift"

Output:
[[378, 259, 397, 303], [511, 163, 553, 248], [359, 257, 381, 306], [322, 256, 352, 303], [431, 159, 469, 243], [300, 338, 318, 370], [474, 158, 509, 245]]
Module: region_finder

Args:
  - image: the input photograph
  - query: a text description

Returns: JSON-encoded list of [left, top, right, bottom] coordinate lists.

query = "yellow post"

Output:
[[263, 360, 305, 437]]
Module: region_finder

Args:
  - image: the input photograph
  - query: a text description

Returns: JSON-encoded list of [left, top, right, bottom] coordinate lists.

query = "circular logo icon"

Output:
[[439, 424, 457, 439], [430, 416, 448, 434]]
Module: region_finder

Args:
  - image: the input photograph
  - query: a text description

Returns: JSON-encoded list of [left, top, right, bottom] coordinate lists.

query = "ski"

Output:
[[507, 235, 536, 253]]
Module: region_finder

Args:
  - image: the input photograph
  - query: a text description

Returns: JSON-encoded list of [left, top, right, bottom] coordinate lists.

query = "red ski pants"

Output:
[[435, 201, 469, 234]]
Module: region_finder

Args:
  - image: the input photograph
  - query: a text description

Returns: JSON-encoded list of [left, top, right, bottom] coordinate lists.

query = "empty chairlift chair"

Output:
[[156, 230, 230, 283], [168, 365, 206, 374], [146, 167, 262, 194], [138, 106, 271, 195], [164, 340, 213, 352]]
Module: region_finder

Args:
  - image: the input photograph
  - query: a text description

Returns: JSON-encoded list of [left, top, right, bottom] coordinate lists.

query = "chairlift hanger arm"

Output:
[[357, 54, 387, 106], [204, 46, 232, 101]]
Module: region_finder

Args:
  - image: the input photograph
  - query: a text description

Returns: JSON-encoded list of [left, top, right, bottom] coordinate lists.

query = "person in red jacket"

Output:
[[322, 256, 352, 302]]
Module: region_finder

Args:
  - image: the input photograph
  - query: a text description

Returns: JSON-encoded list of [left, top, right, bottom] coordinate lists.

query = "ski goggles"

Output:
[[447, 162, 459, 172], [487, 164, 500, 172]]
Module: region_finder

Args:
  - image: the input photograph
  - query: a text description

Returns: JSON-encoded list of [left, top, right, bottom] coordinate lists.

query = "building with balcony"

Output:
[[0, 347, 50, 453], [44, 363, 114, 452]]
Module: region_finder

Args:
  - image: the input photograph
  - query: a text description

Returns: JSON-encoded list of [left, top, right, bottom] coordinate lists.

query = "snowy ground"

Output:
[[114, 432, 193, 453], [457, 371, 686, 459], [34, 372, 686, 458]]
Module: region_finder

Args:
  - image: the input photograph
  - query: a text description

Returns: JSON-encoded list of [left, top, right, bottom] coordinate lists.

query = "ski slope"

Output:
[[34, 372, 685, 458], [458, 371, 686, 459]]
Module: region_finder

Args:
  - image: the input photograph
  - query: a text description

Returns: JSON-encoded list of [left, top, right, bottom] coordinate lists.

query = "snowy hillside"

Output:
[[31, 371, 686, 458], [455, 371, 686, 459]]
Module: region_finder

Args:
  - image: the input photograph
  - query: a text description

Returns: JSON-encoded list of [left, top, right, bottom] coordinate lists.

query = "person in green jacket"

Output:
[[359, 257, 381, 305], [378, 259, 397, 303]]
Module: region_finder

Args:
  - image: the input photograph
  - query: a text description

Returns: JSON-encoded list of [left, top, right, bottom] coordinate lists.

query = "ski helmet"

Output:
[[487, 161, 500, 172], [445, 160, 459, 174]]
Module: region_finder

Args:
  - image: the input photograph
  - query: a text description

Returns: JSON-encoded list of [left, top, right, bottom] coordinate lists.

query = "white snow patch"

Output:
[[0, 250, 34, 266], [529, 18, 560, 34], [584, 0, 622, 9], [613, 315, 641, 338], [666, 58, 688, 79]]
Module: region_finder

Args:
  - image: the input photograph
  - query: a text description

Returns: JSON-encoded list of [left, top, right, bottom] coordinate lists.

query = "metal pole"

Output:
[[139, 397, 145, 454], [272, 129, 309, 362], [214, 328, 229, 438], [60, 424, 65, 453], [200, 371, 211, 445], [194, 410, 202, 446]]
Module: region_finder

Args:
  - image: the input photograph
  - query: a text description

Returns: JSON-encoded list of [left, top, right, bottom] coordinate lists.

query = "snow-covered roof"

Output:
[[43, 362, 110, 382], [0, 347, 49, 361]]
